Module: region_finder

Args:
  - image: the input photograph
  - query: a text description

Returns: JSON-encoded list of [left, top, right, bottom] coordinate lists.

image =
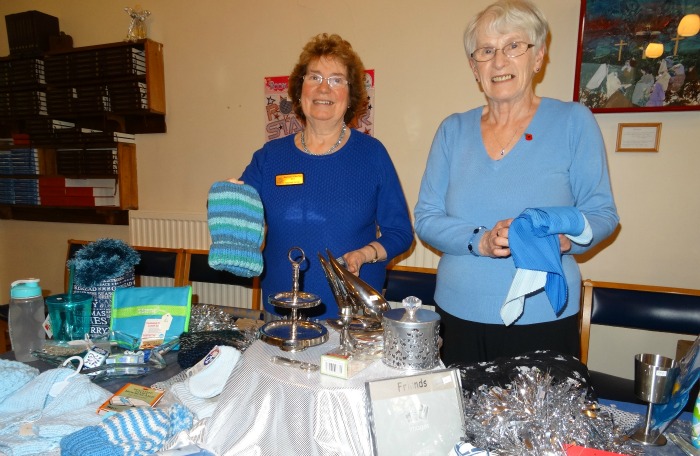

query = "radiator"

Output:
[[128, 210, 441, 308], [129, 210, 255, 308]]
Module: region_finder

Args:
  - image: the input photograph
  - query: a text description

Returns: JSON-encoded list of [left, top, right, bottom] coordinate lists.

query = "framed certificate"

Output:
[[365, 369, 465, 455], [616, 123, 662, 152]]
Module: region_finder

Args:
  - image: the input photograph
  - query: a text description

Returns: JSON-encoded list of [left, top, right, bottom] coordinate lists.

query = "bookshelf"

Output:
[[0, 39, 164, 225]]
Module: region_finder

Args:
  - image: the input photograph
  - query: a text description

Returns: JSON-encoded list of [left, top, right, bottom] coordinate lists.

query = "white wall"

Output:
[[1, 0, 698, 378]]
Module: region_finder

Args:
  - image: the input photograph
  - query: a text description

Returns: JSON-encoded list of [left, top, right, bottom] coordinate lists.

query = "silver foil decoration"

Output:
[[462, 368, 642, 455]]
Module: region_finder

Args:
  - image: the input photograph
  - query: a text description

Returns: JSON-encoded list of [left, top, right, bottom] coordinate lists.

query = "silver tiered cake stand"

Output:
[[259, 247, 329, 352]]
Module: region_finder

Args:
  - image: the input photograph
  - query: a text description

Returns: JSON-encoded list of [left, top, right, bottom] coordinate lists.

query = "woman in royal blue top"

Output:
[[239, 33, 413, 321], [414, 0, 619, 365]]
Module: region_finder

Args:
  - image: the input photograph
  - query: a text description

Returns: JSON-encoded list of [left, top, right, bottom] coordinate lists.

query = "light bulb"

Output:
[[678, 14, 700, 37], [645, 42, 664, 59]]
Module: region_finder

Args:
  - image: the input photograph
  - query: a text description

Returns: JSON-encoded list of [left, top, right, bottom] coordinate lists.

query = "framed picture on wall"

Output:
[[573, 0, 700, 113]]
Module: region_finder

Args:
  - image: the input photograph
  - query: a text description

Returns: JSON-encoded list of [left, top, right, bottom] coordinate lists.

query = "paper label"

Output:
[[139, 313, 172, 349], [188, 346, 220, 377], [43, 315, 53, 338], [19, 422, 34, 436]]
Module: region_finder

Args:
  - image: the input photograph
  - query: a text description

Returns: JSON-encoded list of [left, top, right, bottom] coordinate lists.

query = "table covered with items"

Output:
[[3, 238, 700, 455]]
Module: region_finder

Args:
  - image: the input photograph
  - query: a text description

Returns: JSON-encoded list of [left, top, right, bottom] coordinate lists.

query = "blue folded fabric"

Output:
[[507, 207, 586, 318]]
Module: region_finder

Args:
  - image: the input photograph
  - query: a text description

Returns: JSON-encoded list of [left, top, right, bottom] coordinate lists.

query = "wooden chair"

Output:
[[65, 239, 186, 291], [0, 317, 11, 354], [383, 265, 438, 307], [182, 248, 262, 314], [579, 279, 700, 410], [133, 245, 186, 287], [579, 279, 700, 365]]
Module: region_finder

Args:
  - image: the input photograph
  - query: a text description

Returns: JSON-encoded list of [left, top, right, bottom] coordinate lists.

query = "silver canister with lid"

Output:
[[382, 296, 440, 370]]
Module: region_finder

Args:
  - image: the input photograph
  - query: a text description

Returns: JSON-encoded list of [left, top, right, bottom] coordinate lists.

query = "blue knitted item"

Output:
[[207, 181, 264, 278], [0, 359, 38, 404], [60, 403, 193, 456]]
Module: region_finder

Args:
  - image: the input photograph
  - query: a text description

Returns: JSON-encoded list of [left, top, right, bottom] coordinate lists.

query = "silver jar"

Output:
[[382, 297, 440, 370]]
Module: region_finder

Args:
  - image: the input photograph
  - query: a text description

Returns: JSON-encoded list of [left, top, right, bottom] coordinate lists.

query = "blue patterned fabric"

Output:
[[207, 181, 264, 278], [652, 338, 700, 433]]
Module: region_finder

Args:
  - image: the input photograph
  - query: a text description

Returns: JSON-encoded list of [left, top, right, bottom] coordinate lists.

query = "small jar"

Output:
[[382, 296, 441, 370]]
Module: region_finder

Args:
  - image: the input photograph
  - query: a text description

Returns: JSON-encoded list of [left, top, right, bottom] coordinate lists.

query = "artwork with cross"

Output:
[[573, 0, 700, 113]]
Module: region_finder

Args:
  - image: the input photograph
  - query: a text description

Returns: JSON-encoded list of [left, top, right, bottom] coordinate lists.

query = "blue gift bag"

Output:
[[110, 286, 192, 350]]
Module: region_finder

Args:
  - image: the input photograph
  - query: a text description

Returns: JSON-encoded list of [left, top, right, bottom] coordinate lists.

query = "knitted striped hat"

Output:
[[207, 181, 264, 278], [60, 403, 193, 456]]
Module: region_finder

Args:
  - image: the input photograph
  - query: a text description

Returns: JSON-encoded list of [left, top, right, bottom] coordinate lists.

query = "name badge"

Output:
[[276, 173, 304, 186]]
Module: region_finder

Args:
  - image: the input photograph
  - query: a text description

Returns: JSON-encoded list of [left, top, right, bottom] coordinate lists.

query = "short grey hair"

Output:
[[463, 0, 549, 58]]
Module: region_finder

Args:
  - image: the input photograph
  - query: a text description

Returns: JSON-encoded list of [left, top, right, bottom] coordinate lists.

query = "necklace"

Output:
[[491, 101, 535, 156], [301, 123, 347, 155], [493, 128, 521, 156]]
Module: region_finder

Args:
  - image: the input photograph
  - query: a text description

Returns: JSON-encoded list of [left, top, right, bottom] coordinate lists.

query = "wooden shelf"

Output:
[[0, 204, 129, 225], [0, 38, 165, 224]]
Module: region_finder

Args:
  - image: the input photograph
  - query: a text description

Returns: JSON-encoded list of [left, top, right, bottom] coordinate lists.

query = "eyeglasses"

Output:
[[470, 42, 535, 62], [302, 73, 349, 89]]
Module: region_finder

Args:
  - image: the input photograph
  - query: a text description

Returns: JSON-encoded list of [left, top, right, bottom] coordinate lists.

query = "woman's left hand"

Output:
[[558, 235, 572, 253], [341, 243, 386, 276], [342, 250, 366, 275]]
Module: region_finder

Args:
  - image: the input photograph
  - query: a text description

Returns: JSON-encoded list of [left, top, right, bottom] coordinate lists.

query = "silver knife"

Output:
[[270, 355, 320, 372]]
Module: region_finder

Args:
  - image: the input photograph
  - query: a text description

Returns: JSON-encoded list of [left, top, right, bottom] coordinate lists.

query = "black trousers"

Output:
[[436, 305, 580, 367]]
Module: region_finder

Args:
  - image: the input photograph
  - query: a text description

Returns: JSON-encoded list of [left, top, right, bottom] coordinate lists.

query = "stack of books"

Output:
[[0, 148, 40, 205], [39, 176, 119, 207], [0, 148, 39, 175], [100, 46, 146, 78]]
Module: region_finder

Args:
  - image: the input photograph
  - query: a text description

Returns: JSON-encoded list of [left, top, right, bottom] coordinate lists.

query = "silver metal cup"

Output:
[[631, 353, 680, 446]]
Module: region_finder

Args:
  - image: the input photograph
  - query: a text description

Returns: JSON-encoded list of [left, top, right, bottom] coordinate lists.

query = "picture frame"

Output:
[[573, 0, 700, 113], [615, 122, 662, 152], [365, 368, 465, 456]]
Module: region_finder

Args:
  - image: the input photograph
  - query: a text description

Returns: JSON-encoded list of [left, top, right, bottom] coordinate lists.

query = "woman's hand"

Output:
[[559, 234, 572, 253], [477, 219, 572, 257], [479, 219, 513, 258], [341, 243, 386, 275]]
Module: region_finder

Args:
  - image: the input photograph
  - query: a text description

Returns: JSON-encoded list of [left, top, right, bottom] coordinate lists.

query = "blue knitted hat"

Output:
[[60, 403, 193, 456], [207, 181, 264, 278]]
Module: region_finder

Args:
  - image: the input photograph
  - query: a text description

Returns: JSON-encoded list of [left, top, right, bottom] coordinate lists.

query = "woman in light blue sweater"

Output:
[[414, 0, 619, 365]]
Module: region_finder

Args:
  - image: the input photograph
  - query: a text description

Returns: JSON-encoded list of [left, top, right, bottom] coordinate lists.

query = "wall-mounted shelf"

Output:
[[0, 39, 165, 225]]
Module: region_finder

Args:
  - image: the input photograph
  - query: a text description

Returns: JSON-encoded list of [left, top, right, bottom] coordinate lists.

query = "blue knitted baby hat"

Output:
[[60, 403, 193, 456], [207, 181, 264, 278]]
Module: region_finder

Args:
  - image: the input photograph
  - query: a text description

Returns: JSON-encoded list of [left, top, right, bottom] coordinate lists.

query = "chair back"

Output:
[[183, 249, 261, 310], [383, 265, 437, 307], [579, 279, 700, 365], [132, 245, 186, 286]]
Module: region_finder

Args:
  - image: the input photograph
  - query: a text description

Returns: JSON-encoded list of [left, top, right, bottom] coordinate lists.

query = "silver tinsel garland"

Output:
[[462, 368, 642, 455]]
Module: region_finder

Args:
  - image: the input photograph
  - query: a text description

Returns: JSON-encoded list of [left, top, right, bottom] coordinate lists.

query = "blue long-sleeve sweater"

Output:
[[241, 131, 413, 320], [414, 98, 619, 325]]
